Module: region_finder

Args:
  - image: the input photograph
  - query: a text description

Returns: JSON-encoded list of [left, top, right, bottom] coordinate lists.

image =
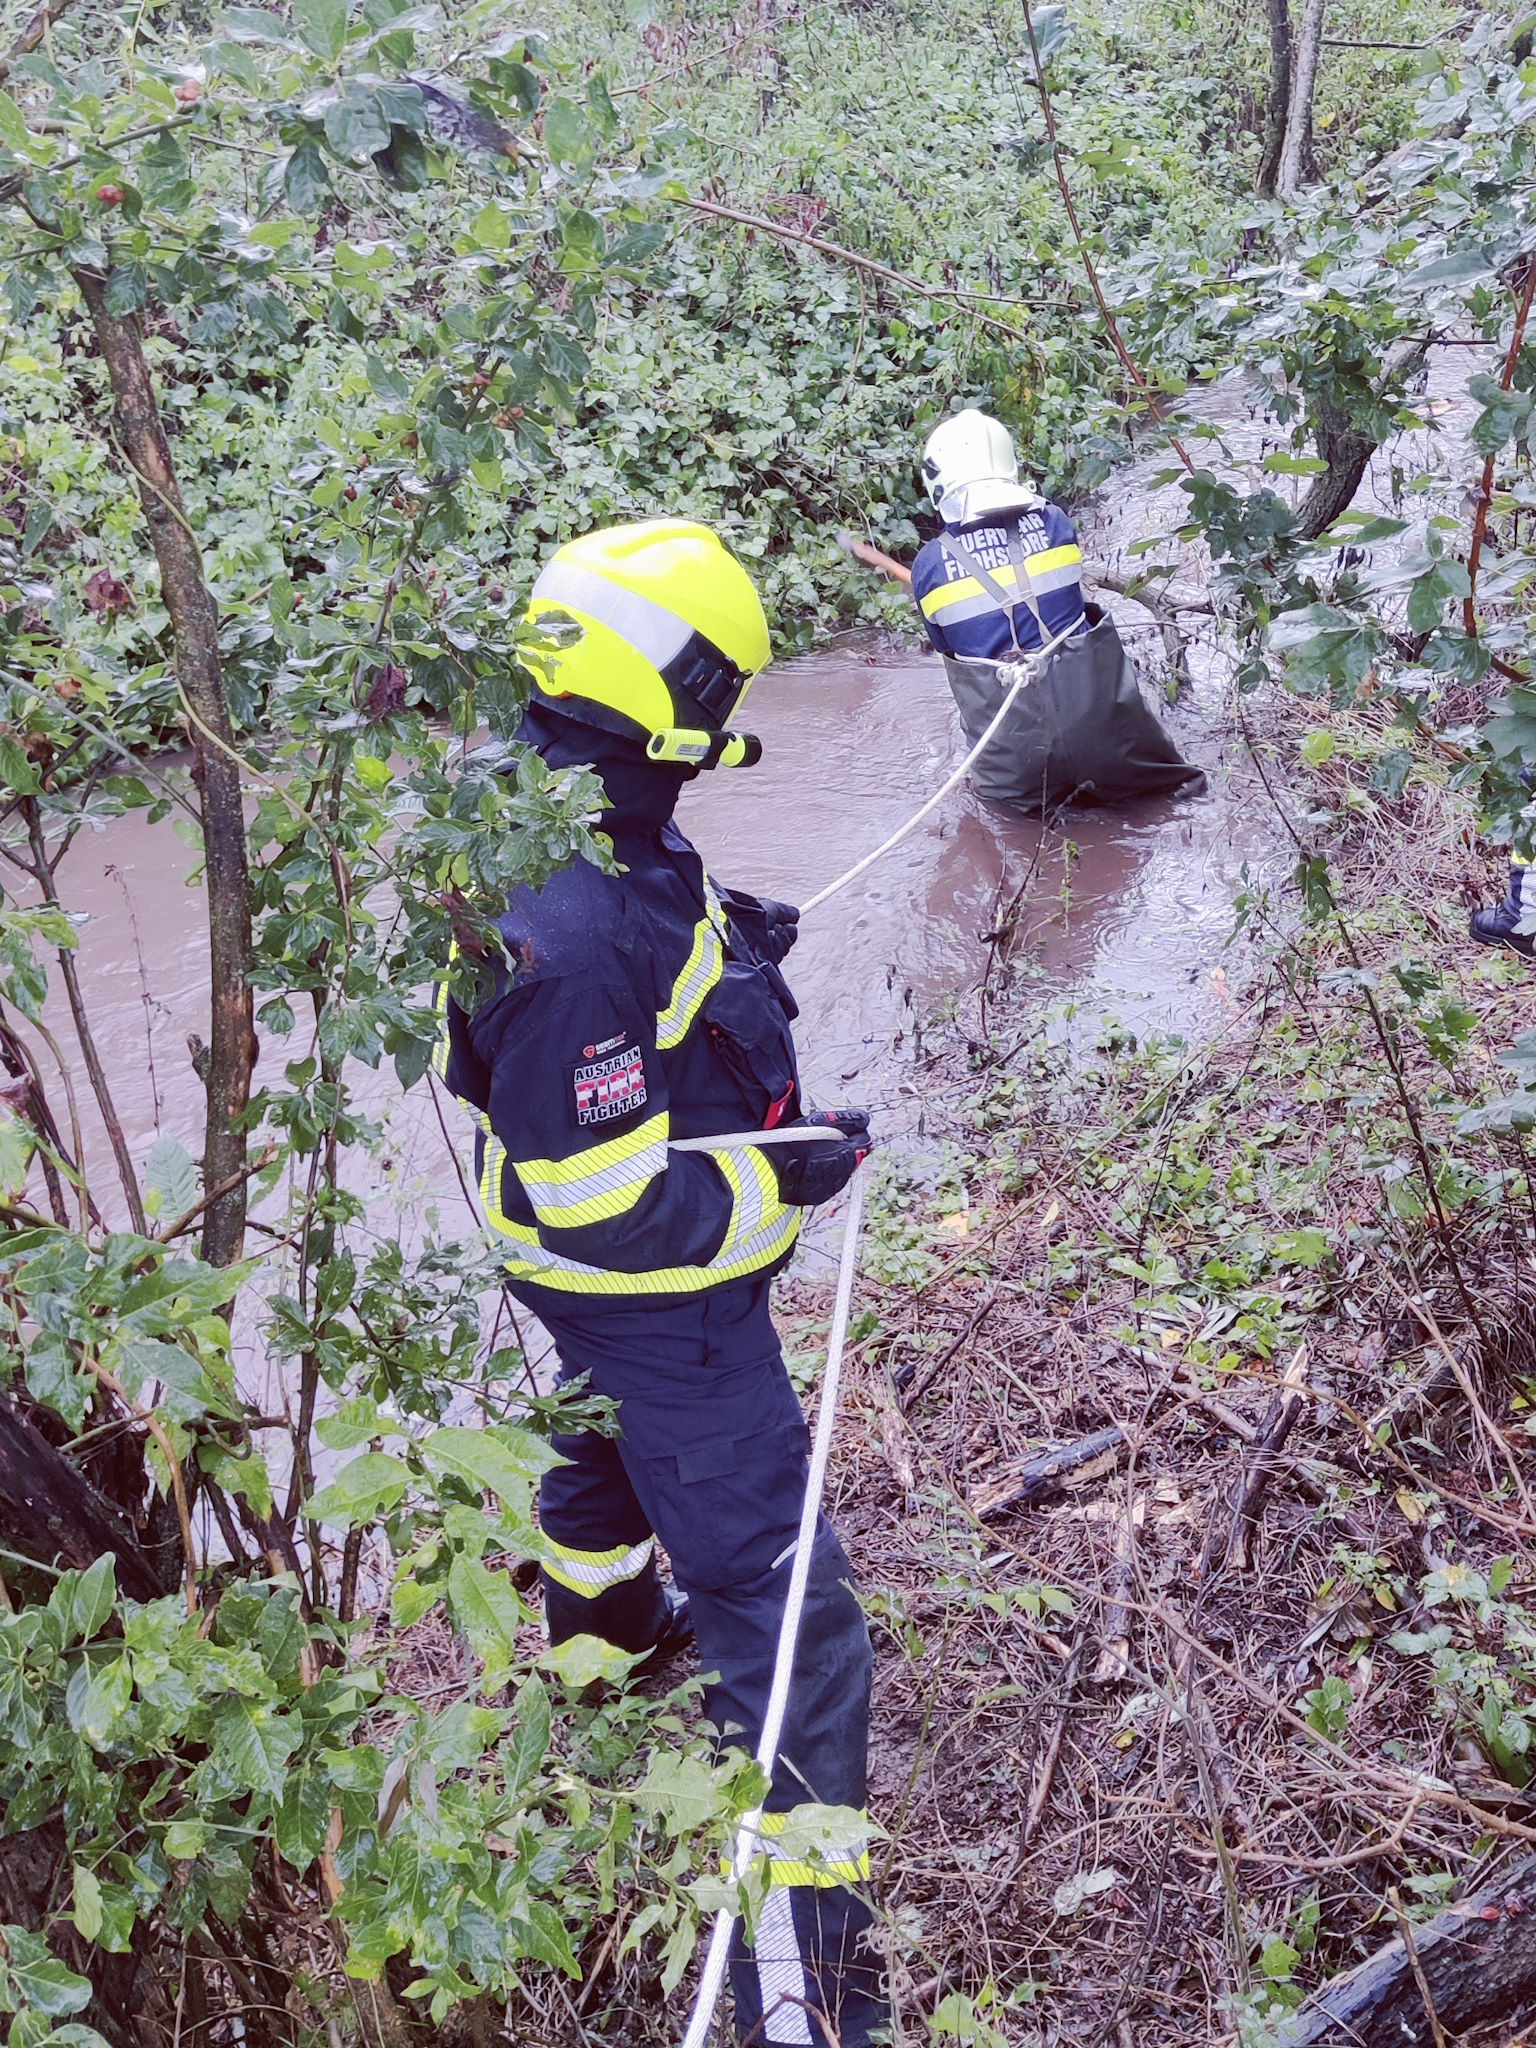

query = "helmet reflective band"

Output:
[[524, 520, 770, 752]]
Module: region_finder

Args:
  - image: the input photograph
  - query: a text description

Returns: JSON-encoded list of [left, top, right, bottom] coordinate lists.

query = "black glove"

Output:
[[758, 897, 800, 965], [771, 1110, 872, 1206], [715, 885, 800, 965]]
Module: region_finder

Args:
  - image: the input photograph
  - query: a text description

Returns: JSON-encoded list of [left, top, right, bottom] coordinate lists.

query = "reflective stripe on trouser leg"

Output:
[[539, 1413, 667, 1656], [721, 1527, 884, 2048]]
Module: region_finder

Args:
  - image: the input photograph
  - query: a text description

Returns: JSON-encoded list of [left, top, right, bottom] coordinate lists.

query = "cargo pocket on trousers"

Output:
[[664, 1420, 809, 1589]]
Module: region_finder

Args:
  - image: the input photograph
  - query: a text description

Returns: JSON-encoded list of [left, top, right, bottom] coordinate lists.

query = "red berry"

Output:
[[96, 184, 124, 206], [344, 484, 358, 501], [175, 79, 202, 103]]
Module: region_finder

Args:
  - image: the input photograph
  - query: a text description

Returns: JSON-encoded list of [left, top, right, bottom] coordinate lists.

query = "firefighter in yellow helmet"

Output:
[[439, 520, 885, 2047]]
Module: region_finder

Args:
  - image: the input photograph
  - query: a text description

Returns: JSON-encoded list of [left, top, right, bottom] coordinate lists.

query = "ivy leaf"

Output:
[[71, 1866, 103, 1945], [5, 1939, 93, 2018], [1271, 1227, 1329, 1268], [514, 1900, 579, 1977]]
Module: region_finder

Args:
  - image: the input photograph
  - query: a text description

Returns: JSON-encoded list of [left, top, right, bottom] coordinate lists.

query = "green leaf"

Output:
[[421, 1423, 560, 1509], [215, 7, 301, 45], [0, 1112, 34, 1197], [1299, 731, 1335, 767], [0, 90, 32, 154], [49, 1556, 117, 1647], [211, 1697, 299, 1802], [68, 1656, 133, 1748], [70, 1867, 103, 1945], [1468, 373, 1535, 457], [103, 263, 149, 317], [315, 1396, 403, 1450], [275, 1760, 336, 1868], [1260, 1935, 1300, 1982], [283, 140, 330, 215], [294, 0, 347, 62], [7, 1941, 92, 2018], [516, 1900, 579, 1977], [324, 85, 391, 161], [540, 1632, 639, 1690], [542, 96, 588, 164], [305, 1451, 409, 1528], [1271, 1227, 1329, 1269], [1261, 451, 1329, 476], [504, 1672, 551, 1800], [144, 1134, 197, 1222], [447, 1554, 525, 1671]]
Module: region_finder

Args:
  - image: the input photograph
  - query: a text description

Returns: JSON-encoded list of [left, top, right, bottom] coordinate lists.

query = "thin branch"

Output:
[[1465, 248, 1536, 638], [675, 193, 1056, 343], [1017, 0, 1194, 470], [0, 0, 73, 83]]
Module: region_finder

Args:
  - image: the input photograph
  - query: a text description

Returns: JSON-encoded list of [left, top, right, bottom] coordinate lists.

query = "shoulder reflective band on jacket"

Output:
[[542, 1533, 655, 1598], [919, 542, 1083, 623], [513, 1111, 670, 1229], [481, 1130, 799, 1294], [535, 558, 695, 675], [656, 880, 728, 1051]]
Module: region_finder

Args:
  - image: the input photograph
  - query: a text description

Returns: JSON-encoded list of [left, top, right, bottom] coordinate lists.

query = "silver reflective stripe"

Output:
[[534, 559, 693, 672], [516, 1132, 668, 1219], [756, 1884, 813, 2046], [544, 1536, 655, 1596]]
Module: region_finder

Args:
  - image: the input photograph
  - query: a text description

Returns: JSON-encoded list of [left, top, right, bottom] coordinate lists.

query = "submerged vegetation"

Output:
[[2, 0, 1536, 2042]]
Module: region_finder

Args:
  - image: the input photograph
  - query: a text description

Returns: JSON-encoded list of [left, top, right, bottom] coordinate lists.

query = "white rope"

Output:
[[798, 610, 1086, 916], [667, 1125, 842, 1152], [678, 1166, 867, 2048]]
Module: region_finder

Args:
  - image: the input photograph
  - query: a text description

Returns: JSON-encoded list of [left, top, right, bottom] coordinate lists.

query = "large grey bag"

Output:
[[943, 603, 1206, 814]]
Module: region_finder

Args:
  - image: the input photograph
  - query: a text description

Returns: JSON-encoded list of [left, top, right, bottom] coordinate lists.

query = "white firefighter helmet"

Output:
[[920, 409, 1043, 526]]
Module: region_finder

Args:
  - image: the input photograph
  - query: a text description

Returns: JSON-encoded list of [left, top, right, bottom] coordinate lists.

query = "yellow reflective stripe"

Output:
[[486, 1143, 799, 1296], [766, 1854, 872, 1890], [431, 972, 452, 1080], [543, 1535, 654, 1597], [656, 882, 726, 1050], [736, 1811, 873, 1891], [919, 543, 1082, 619], [515, 1112, 670, 1228]]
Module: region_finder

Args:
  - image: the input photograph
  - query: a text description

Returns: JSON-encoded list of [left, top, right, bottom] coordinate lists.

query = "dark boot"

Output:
[[1470, 864, 1536, 960], [646, 1582, 694, 1664]]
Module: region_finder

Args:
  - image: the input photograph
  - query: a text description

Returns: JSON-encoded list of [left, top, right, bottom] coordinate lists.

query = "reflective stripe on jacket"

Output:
[[438, 819, 803, 1301], [911, 503, 1084, 660]]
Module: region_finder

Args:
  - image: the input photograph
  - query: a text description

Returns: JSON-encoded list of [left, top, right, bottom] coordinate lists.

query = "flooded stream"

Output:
[[12, 348, 1485, 1272]]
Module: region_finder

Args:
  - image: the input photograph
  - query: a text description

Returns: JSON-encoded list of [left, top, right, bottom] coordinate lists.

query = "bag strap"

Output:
[[938, 522, 1049, 654]]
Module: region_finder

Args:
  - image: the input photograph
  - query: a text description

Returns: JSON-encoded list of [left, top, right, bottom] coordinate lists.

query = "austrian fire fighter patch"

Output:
[[571, 1040, 648, 1126]]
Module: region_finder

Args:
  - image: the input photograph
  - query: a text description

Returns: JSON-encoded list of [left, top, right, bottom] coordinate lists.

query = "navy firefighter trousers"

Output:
[[535, 1274, 883, 2048]]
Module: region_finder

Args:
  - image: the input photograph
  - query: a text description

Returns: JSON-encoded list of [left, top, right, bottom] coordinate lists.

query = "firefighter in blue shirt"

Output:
[[910, 408, 1086, 659], [438, 519, 885, 2048]]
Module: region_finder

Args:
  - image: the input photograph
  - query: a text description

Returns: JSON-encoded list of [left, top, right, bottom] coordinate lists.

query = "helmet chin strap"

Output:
[[646, 727, 762, 769]]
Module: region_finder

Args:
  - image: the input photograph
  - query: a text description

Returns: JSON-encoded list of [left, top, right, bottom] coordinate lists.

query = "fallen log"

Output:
[[1277, 1852, 1536, 2046], [0, 1396, 163, 1600], [973, 1424, 1128, 1522]]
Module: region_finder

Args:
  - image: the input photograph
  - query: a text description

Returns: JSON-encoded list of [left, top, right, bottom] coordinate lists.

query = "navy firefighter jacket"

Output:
[[439, 715, 804, 1310], [910, 502, 1085, 661]]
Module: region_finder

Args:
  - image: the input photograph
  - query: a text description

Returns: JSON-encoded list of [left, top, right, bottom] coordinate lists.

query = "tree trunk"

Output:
[[1277, 0, 1326, 198], [74, 270, 255, 1270], [1256, 0, 1293, 198], [0, 1396, 164, 1600], [1278, 1852, 1536, 2044], [1294, 341, 1429, 539]]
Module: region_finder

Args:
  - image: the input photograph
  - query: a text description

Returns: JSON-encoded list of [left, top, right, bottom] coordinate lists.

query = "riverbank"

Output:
[[777, 680, 1536, 2045]]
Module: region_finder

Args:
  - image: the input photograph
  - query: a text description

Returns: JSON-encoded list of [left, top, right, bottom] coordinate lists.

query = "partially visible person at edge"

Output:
[[436, 520, 886, 2048], [1471, 852, 1535, 961], [909, 407, 1085, 660]]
